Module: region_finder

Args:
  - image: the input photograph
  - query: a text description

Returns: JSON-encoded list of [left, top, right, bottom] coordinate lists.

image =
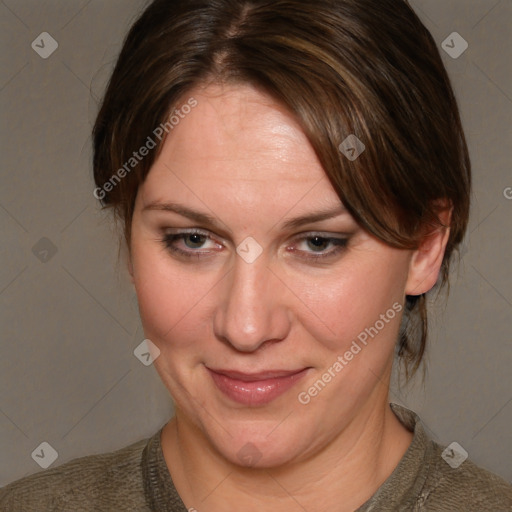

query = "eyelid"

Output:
[[291, 230, 351, 239], [162, 227, 225, 244]]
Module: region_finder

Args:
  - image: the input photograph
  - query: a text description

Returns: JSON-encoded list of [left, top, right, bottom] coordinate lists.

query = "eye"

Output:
[[291, 234, 349, 261], [160, 229, 223, 259], [160, 229, 349, 263]]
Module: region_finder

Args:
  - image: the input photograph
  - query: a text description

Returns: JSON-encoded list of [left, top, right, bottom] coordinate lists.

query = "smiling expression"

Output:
[[128, 82, 420, 468]]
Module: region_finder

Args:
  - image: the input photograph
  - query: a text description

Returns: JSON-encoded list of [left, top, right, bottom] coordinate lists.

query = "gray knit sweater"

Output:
[[1, 404, 511, 511]]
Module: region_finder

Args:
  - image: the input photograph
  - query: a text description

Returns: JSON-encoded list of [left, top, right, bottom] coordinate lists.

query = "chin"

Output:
[[206, 419, 310, 469]]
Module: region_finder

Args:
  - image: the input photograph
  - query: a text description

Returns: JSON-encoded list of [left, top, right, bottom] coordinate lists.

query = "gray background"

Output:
[[1, 0, 511, 487]]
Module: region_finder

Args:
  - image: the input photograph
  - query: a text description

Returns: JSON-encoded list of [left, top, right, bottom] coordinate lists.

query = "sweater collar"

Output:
[[142, 403, 431, 512]]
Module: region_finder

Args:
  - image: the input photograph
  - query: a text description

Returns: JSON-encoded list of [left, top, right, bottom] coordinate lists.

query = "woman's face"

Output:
[[129, 83, 416, 467]]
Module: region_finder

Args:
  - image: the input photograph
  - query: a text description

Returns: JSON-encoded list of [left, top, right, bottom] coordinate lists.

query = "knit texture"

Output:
[[1, 404, 511, 511]]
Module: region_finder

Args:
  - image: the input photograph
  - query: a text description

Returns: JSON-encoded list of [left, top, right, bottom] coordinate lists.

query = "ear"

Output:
[[405, 204, 452, 296]]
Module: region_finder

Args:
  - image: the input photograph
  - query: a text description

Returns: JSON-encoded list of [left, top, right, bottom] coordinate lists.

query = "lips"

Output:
[[209, 368, 305, 381], [206, 366, 310, 406]]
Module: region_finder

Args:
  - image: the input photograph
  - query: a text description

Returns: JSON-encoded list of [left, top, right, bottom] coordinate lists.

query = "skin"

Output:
[[128, 83, 450, 512]]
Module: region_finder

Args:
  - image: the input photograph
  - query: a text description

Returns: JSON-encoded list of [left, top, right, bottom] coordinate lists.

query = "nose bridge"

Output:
[[214, 254, 289, 351]]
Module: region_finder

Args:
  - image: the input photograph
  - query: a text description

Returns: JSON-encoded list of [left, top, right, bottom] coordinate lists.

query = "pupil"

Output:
[[186, 234, 204, 248], [309, 237, 327, 251]]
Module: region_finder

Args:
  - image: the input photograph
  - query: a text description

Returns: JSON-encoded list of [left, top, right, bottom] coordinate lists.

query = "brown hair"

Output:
[[93, 0, 471, 378]]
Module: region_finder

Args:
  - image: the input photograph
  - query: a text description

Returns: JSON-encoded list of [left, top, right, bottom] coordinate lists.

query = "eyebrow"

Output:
[[142, 201, 347, 231]]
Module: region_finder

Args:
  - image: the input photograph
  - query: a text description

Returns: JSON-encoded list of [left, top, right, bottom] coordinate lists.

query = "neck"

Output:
[[161, 394, 413, 512]]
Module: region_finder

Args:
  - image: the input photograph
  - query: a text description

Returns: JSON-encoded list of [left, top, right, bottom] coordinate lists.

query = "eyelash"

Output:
[[160, 229, 349, 262]]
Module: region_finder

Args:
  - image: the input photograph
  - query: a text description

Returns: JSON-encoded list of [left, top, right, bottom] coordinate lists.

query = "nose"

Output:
[[213, 252, 291, 352]]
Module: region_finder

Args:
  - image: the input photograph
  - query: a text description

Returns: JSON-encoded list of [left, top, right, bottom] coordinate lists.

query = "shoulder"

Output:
[[0, 436, 152, 512], [421, 439, 512, 510], [386, 404, 512, 511]]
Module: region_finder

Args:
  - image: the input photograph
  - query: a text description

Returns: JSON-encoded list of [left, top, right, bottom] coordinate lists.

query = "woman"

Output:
[[1, 0, 511, 510]]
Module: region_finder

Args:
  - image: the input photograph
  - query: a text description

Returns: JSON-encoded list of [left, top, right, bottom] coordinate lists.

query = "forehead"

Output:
[[139, 83, 343, 214], [163, 84, 317, 174]]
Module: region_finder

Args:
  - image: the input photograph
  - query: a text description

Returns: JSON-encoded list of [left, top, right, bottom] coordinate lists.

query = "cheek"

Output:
[[131, 243, 214, 348], [131, 228, 408, 364], [292, 260, 406, 410], [286, 253, 407, 354]]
